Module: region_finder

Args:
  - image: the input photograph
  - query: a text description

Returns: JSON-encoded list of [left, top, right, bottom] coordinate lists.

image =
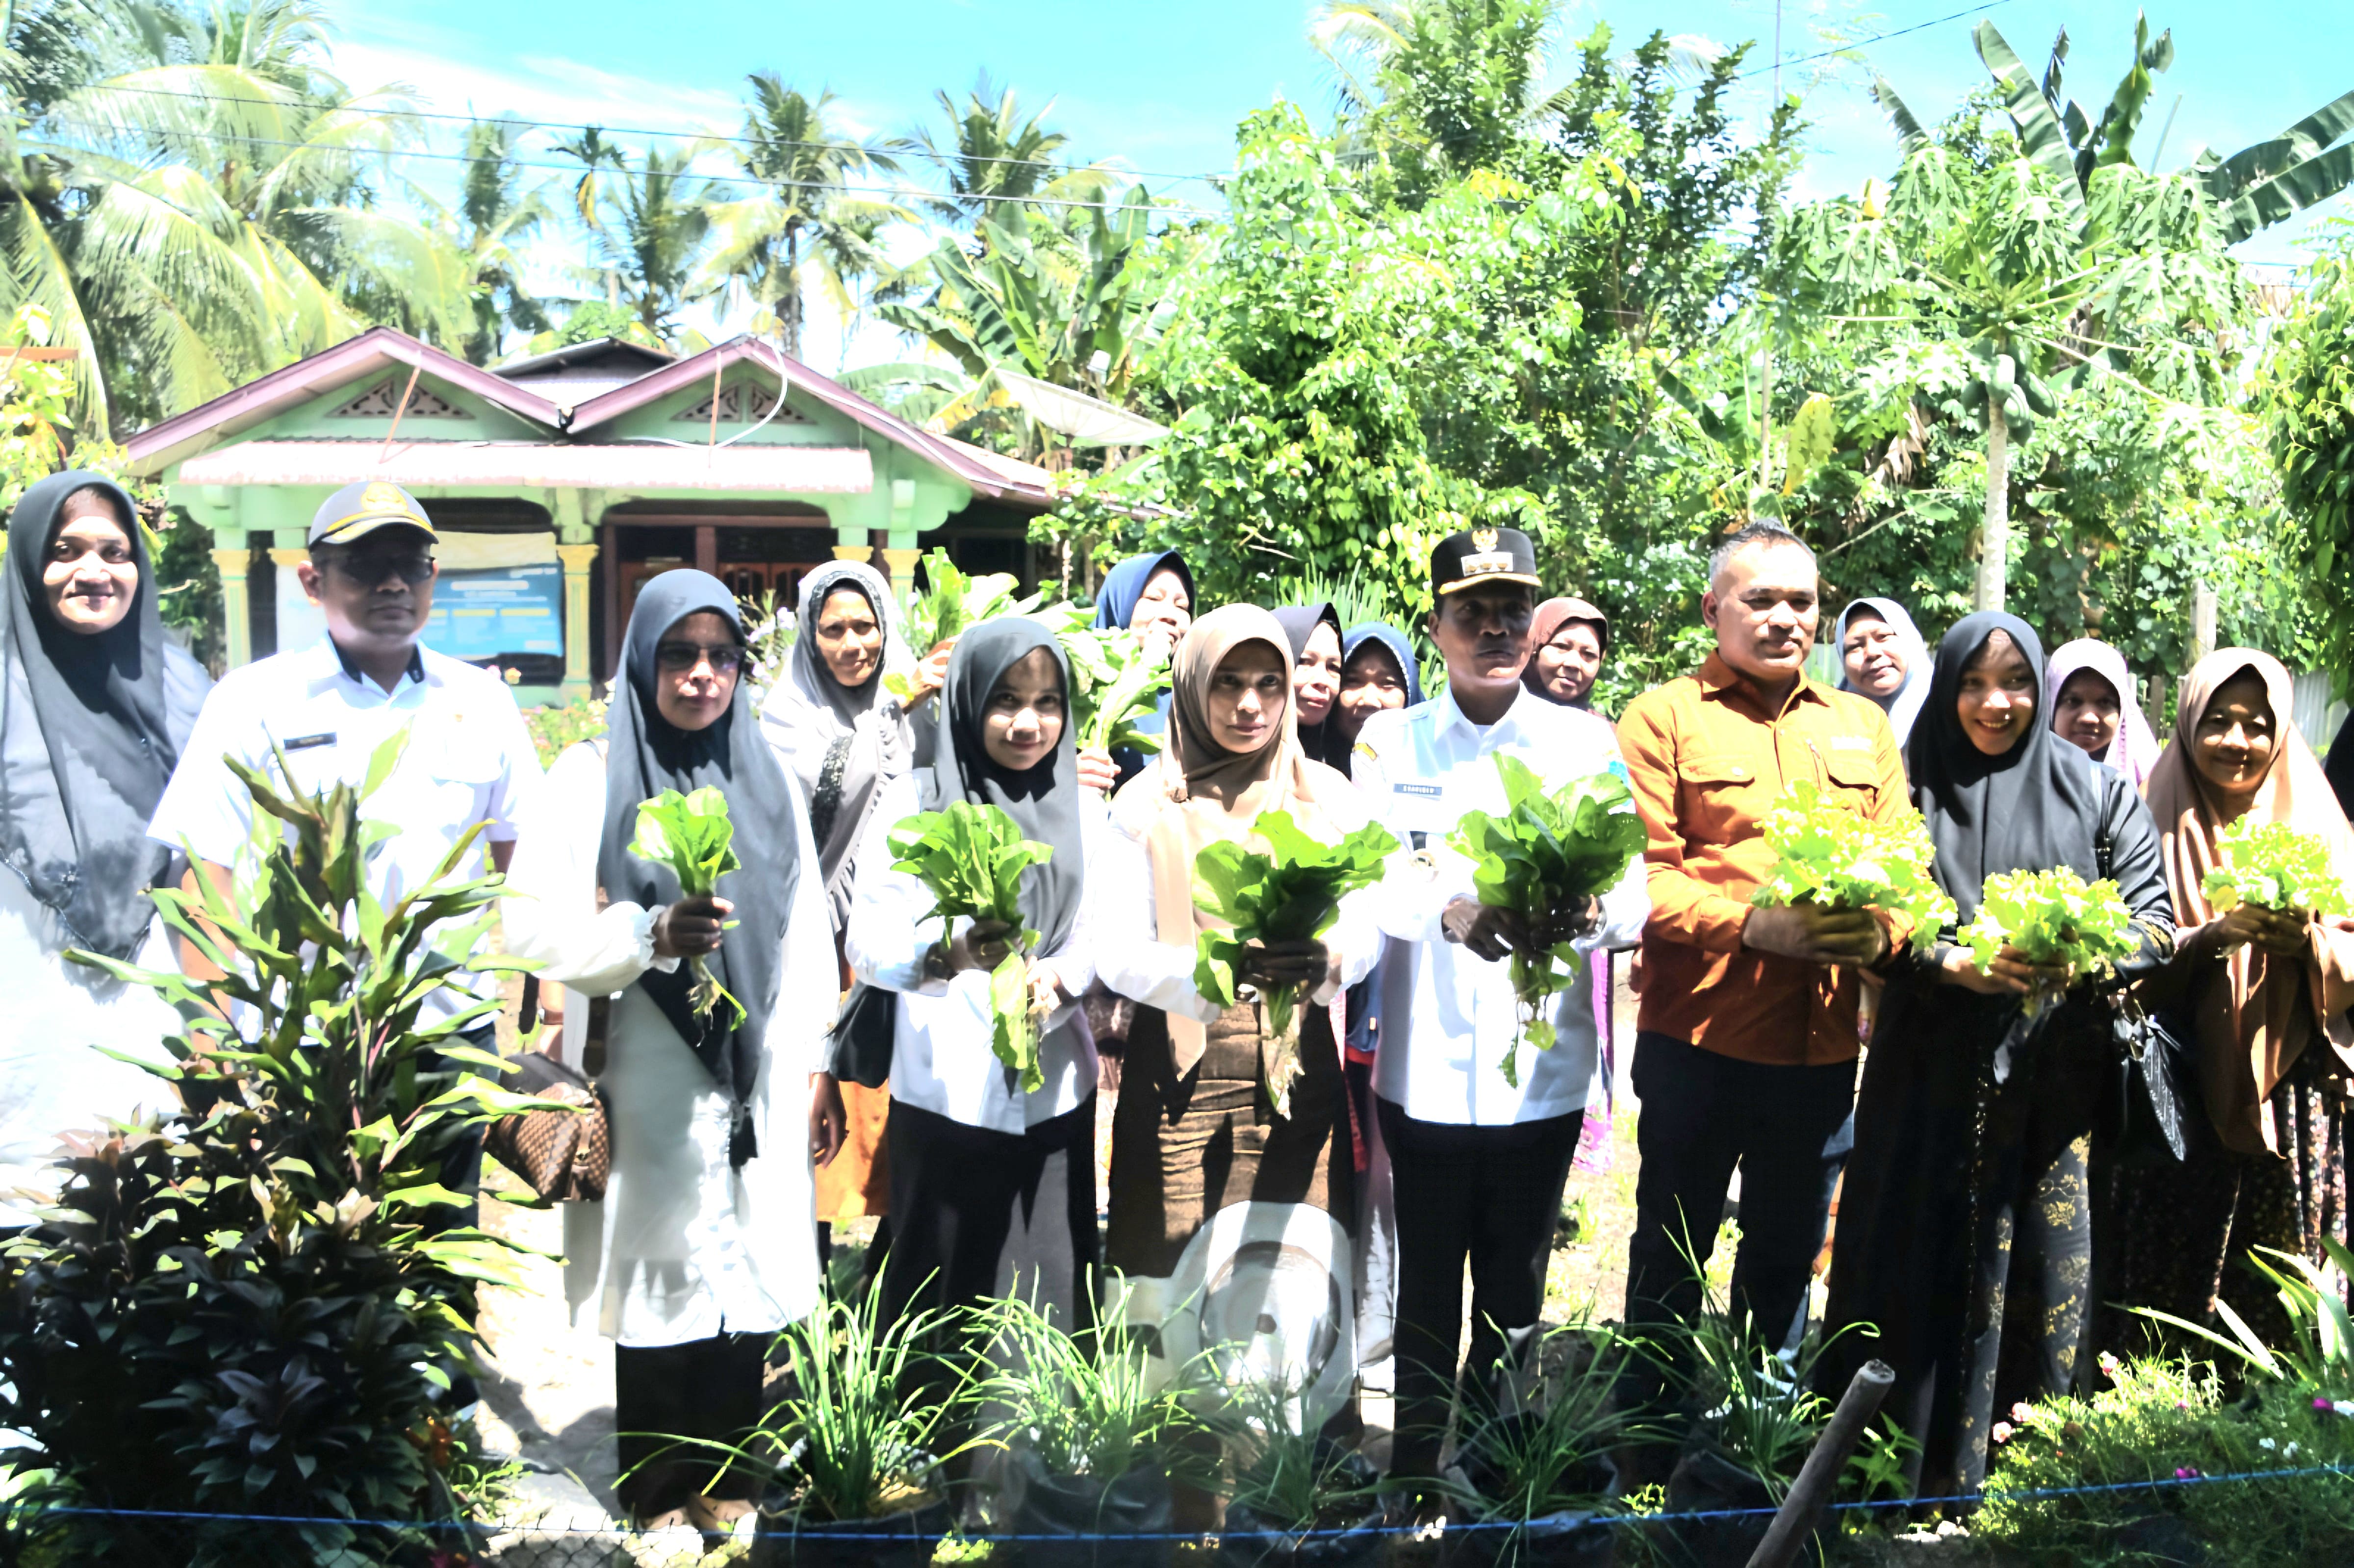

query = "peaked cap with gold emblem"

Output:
[[1429, 523, 1540, 597], [307, 479, 437, 547]]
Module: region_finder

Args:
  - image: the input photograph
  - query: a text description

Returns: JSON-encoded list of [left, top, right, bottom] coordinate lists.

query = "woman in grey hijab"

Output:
[[759, 560, 914, 1257], [1835, 596, 1932, 746], [760, 560, 912, 933], [0, 471, 209, 1225]]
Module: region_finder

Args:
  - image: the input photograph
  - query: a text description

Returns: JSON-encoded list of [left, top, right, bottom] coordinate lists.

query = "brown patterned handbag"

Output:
[[487, 1011, 612, 1202]]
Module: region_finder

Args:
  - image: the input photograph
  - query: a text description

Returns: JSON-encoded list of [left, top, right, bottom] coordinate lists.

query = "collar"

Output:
[[319, 634, 427, 694], [1433, 682, 1538, 748], [1697, 651, 1824, 719]]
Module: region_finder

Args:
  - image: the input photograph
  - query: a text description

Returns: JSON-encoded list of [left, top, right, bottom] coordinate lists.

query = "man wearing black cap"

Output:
[[148, 481, 543, 1234], [1351, 525, 1650, 1486]]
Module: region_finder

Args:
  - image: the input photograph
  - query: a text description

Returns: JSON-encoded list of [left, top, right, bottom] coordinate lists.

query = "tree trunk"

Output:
[[780, 226, 804, 360], [2191, 581, 2218, 664], [1976, 398, 2009, 612]]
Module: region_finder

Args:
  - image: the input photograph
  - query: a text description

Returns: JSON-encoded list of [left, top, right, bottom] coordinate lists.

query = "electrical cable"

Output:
[[26, 113, 1220, 217], [1727, 0, 2017, 84]]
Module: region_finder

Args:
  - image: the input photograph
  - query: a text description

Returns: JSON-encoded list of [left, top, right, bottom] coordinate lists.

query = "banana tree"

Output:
[[1878, 16, 2354, 247]]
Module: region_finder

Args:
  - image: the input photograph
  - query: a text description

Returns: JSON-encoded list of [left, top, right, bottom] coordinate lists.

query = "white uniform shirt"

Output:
[[1091, 785, 1384, 1024], [1353, 686, 1649, 1126], [147, 635, 542, 1026], [844, 769, 1101, 1136]]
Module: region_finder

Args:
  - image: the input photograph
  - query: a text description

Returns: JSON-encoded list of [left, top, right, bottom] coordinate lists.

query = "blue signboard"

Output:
[[424, 562, 564, 661]]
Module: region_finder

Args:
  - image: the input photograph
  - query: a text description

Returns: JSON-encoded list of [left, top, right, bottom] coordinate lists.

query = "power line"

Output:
[[51, 79, 1233, 188], [29, 114, 1223, 218], [1729, 0, 2017, 84]]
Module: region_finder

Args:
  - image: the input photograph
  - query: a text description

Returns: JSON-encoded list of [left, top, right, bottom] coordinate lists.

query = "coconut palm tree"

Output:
[[701, 75, 909, 359], [1, 0, 473, 422], [412, 117, 554, 364], [905, 75, 1119, 227], [578, 143, 718, 343]]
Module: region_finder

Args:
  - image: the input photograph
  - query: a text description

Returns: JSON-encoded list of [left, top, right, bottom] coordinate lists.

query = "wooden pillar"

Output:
[[212, 545, 253, 668], [880, 548, 922, 619], [555, 542, 599, 700], [693, 525, 717, 578]]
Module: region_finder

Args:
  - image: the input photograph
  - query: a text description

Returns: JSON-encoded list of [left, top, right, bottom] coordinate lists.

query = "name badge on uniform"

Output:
[[1393, 782, 1443, 799], [282, 732, 337, 752]]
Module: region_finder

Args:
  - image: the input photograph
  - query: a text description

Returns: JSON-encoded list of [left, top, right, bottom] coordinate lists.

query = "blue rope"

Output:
[[17, 1461, 2352, 1543]]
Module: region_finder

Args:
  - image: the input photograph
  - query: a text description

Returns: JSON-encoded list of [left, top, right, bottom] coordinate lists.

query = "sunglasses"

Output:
[[656, 641, 744, 675], [324, 550, 435, 586]]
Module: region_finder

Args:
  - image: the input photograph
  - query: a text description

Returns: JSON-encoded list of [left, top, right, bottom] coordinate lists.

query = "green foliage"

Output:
[[733, 1288, 970, 1524], [1975, 1359, 2354, 1567], [1190, 811, 1398, 1115], [1959, 865, 2139, 980], [971, 1290, 1199, 1486], [0, 305, 75, 507], [153, 508, 227, 673], [887, 802, 1055, 1090], [2272, 229, 2354, 691], [521, 693, 609, 768], [2203, 818, 2354, 917], [2132, 1238, 2354, 1389], [629, 785, 744, 1023], [882, 549, 1040, 702], [1447, 757, 1646, 1085], [1749, 780, 1957, 936], [0, 728, 554, 1563], [1214, 1378, 1381, 1537], [1444, 1320, 1649, 1525], [1058, 624, 1171, 755]]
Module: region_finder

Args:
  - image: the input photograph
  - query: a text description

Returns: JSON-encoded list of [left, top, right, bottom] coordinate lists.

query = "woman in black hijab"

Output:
[[845, 616, 1099, 1338], [502, 570, 830, 1532], [1, 471, 208, 1226], [1820, 612, 2174, 1500], [1271, 602, 1344, 767]]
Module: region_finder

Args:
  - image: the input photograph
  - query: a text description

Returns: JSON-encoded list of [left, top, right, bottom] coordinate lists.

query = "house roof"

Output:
[[566, 336, 1058, 509], [176, 440, 875, 493], [125, 328, 564, 477], [125, 328, 1059, 513], [489, 337, 680, 410]]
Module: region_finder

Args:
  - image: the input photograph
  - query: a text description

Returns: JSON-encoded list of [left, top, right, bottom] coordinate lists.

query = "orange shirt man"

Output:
[[1612, 522, 1905, 1426]]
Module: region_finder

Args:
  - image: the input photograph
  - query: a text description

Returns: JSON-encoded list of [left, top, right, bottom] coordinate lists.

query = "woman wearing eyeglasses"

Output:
[[504, 570, 833, 1533]]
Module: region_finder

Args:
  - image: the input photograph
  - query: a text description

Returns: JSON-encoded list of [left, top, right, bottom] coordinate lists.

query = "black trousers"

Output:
[[877, 1094, 1099, 1333], [1619, 1033, 1854, 1412], [613, 1332, 767, 1516], [1378, 1097, 1585, 1478]]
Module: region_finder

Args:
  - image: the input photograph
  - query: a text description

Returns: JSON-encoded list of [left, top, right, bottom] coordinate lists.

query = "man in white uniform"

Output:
[[1352, 526, 1648, 1484], [148, 481, 543, 1228]]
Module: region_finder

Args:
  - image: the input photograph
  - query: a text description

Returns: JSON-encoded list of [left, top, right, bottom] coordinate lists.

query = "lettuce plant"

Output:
[[888, 802, 1057, 1090], [629, 784, 742, 1023], [882, 548, 1041, 699], [1448, 756, 1647, 1086], [1749, 780, 1956, 936], [1959, 866, 2139, 988], [1191, 811, 1398, 1116], [2202, 817, 2353, 917]]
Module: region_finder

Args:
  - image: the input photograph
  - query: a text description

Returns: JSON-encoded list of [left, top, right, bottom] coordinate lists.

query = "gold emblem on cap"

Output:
[[1471, 526, 1500, 552], [361, 481, 412, 516]]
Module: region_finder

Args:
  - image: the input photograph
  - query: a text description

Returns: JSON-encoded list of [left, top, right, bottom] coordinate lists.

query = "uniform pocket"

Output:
[[1823, 753, 1880, 811], [1676, 753, 1769, 843]]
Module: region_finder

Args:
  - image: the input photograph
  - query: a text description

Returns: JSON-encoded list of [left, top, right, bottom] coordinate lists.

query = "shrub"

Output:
[[0, 732, 552, 1565]]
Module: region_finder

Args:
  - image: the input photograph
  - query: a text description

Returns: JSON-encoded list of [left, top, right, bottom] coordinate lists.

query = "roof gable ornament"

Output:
[[673, 381, 809, 425], [330, 378, 470, 420]]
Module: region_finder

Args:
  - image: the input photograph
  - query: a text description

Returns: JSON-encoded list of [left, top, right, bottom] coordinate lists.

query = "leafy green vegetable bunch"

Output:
[[1960, 866, 2139, 984], [888, 801, 1057, 1090], [630, 785, 742, 1023], [1192, 811, 1400, 1116], [1448, 756, 1648, 1087], [1061, 625, 1173, 755], [2202, 818, 2352, 917], [883, 548, 1041, 700], [1750, 780, 1957, 936]]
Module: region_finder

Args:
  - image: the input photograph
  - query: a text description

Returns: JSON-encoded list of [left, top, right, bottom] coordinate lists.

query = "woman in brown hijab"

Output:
[[1094, 606, 1384, 1278], [2100, 649, 2354, 1355], [1522, 597, 1610, 711]]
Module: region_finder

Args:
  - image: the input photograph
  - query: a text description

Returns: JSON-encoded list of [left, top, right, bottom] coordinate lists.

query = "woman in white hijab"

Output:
[[1834, 596, 1932, 746]]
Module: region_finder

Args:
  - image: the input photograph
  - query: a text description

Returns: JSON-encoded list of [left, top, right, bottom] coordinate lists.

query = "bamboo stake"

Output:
[[1745, 1358, 1894, 1568]]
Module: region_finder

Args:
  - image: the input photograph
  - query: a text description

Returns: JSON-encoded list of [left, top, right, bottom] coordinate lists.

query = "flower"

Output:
[[2011, 1401, 2035, 1423], [2174, 1466, 2202, 1481], [2259, 1438, 2277, 1451], [2319, 1397, 2335, 1411], [1991, 1421, 2015, 1444], [2097, 1351, 2123, 1380]]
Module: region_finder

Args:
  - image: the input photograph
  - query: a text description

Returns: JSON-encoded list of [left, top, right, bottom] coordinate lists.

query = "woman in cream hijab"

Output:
[[2101, 648, 2354, 1355], [1093, 606, 1384, 1280]]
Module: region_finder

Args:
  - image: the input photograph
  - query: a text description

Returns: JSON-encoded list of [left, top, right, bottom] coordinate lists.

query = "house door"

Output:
[[600, 518, 841, 678]]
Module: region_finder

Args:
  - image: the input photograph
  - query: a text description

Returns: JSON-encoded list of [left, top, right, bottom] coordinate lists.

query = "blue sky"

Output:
[[329, 0, 2354, 358]]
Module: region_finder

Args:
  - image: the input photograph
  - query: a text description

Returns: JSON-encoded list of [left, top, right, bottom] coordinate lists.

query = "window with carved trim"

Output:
[[329, 379, 470, 419]]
